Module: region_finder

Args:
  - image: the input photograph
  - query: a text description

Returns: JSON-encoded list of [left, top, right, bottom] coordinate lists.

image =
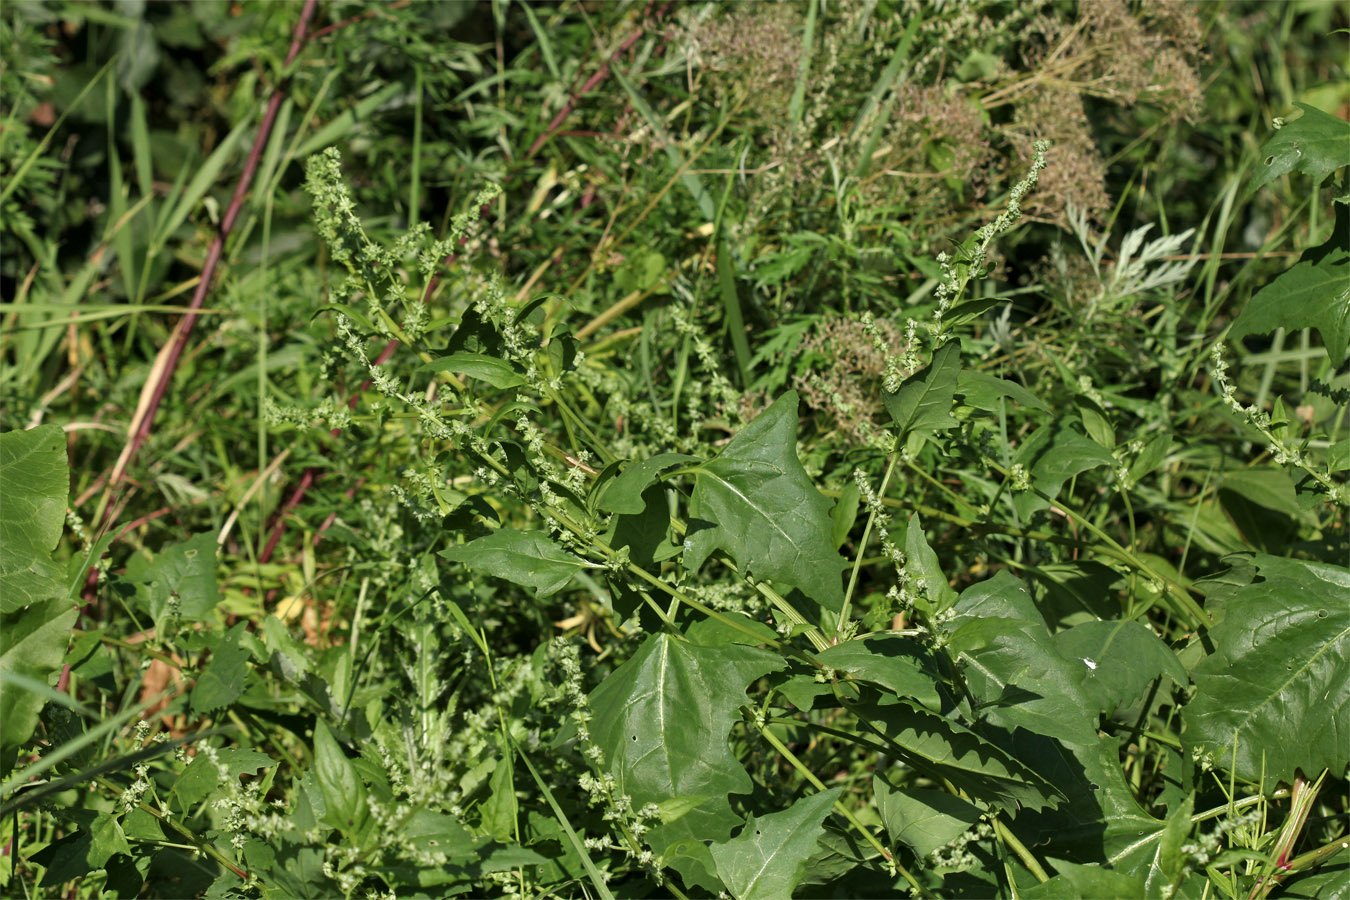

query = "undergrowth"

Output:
[[2, 2, 1348, 898]]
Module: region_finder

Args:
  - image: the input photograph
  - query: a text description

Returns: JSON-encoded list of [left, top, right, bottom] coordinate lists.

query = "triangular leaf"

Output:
[[1229, 203, 1350, 365], [1183, 554, 1350, 783], [1250, 103, 1350, 192], [883, 342, 961, 437], [684, 392, 845, 611], [589, 632, 784, 821], [709, 788, 840, 900]]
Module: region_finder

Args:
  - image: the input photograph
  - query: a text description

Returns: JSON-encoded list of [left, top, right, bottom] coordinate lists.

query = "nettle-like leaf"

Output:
[[684, 392, 845, 611], [709, 788, 840, 900], [0, 425, 68, 613], [850, 698, 1062, 812], [588, 631, 784, 826], [1229, 203, 1350, 365], [1249, 102, 1350, 192], [1183, 554, 1350, 783], [440, 529, 597, 598]]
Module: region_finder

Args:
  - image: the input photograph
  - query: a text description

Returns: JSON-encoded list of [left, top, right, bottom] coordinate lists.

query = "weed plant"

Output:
[[2, 2, 1348, 898]]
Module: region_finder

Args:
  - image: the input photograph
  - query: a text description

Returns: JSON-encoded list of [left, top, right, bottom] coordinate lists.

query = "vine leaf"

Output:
[[589, 632, 784, 832], [684, 391, 845, 611], [440, 530, 597, 598], [1183, 554, 1350, 783], [1229, 203, 1350, 365], [709, 788, 840, 900]]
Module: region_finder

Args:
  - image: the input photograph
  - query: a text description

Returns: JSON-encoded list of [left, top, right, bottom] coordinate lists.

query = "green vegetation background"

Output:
[[1, 1, 1347, 898]]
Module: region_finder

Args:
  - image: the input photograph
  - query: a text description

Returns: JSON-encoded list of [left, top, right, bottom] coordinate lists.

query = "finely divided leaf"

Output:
[[440, 530, 595, 597], [709, 788, 840, 900], [1183, 554, 1350, 783], [589, 632, 784, 825], [684, 392, 845, 611], [0, 425, 68, 613]]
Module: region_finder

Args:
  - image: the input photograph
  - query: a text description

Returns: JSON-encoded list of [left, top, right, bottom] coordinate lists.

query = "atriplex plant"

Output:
[[2, 3, 1347, 898]]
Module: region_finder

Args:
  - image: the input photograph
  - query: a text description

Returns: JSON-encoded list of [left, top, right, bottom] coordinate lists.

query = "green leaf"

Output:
[[815, 635, 941, 709], [1229, 203, 1350, 365], [440, 530, 595, 598], [312, 719, 368, 836], [0, 425, 68, 613], [189, 623, 250, 717], [1013, 420, 1117, 518], [850, 698, 1062, 812], [1250, 103, 1350, 192], [596, 453, 697, 514], [125, 532, 222, 626], [684, 392, 846, 611], [423, 352, 527, 389], [883, 342, 961, 437], [942, 572, 1163, 860], [1021, 860, 1146, 899], [904, 512, 958, 616], [1183, 554, 1350, 783], [830, 481, 861, 550], [402, 809, 478, 862], [1052, 620, 1189, 715], [873, 779, 981, 858], [1143, 792, 1195, 897], [1, 596, 79, 759], [482, 739, 518, 842], [589, 632, 784, 826], [956, 369, 1050, 413], [709, 788, 840, 900]]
